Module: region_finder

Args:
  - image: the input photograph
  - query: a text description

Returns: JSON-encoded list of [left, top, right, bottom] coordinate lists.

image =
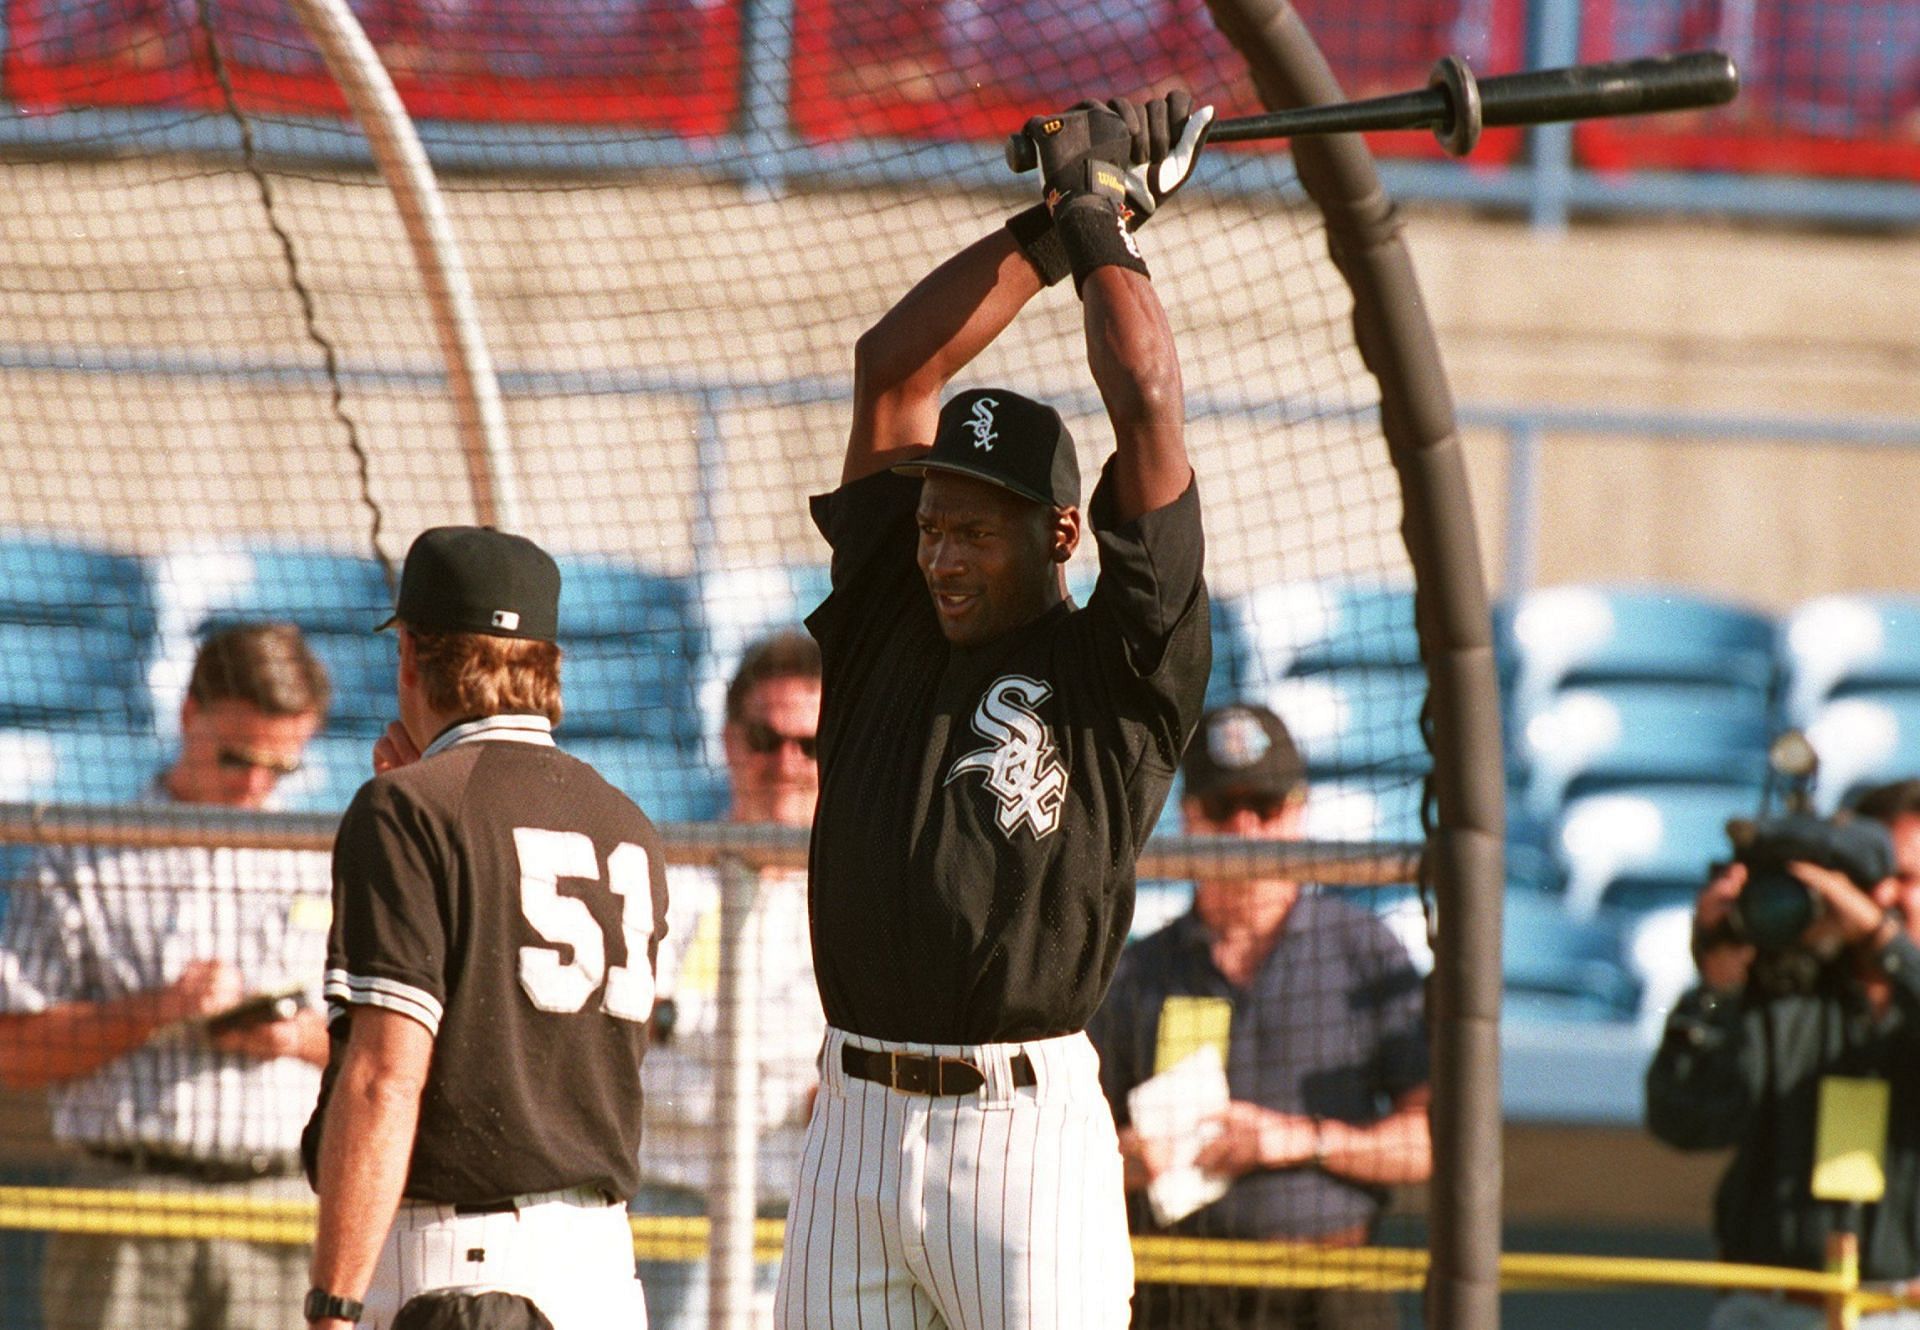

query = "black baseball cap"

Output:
[[1182, 703, 1307, 800], [378, 526, 561, 643], [894, 387, 1080, 509]]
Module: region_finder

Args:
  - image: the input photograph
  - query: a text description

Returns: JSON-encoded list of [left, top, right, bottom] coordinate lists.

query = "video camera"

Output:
[[1725, 813, 1894, 950]]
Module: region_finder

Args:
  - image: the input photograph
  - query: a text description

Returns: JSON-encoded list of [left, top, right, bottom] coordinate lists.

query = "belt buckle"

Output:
[[891, 1051, 932, 1094]]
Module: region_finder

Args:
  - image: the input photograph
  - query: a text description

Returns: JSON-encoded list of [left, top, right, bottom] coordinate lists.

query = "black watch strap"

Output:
[[304, 1289, 365, 1323]]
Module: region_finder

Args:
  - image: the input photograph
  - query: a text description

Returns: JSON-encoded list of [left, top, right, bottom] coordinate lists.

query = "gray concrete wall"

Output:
[[2, 156, 1915, 611], [1411, 214, 1920, 608]]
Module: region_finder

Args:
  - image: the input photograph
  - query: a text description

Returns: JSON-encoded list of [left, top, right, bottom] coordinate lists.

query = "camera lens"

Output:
[[1733, 868, 1817, 949]]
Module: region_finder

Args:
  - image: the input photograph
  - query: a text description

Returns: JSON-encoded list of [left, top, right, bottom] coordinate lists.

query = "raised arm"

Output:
[[1023, 92, 1212, 522], [843, 228, 1046, 484], [1082, 265, 1187, 522]]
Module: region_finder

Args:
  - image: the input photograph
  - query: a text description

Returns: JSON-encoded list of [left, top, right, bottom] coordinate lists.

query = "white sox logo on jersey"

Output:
[[964, 396, 1000, 451], [945, 674, 1067, 840]]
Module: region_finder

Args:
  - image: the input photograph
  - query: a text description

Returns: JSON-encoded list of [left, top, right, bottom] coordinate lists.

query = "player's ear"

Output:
[[1051, 506, 1081, 563], [396, 626, 419, 689]]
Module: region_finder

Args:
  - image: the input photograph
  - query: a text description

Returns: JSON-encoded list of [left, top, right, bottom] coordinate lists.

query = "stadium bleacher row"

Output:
[[11, 534, 1920, 1034]]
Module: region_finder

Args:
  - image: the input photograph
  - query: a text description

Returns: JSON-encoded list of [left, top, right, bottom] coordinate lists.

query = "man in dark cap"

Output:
[[775, 93, 1214, 1329], [301, 526, 668, 1330], [1089, 702, 1431, 1330]]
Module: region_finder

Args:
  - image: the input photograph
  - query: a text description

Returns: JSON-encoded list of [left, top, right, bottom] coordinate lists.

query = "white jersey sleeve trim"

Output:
[[324, 968, 444, 1036]]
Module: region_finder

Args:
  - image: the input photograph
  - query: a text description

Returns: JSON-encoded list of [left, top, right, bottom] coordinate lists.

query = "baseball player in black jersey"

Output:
[[774, 92, 1214, 1330], [301, 527, 668, 1330]]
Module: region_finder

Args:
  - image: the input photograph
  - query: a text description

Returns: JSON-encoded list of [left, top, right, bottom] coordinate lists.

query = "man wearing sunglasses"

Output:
[[1089, 703, 1431, 1330], [0, 621, 333, 1330], [636, 629, 826, 1329]]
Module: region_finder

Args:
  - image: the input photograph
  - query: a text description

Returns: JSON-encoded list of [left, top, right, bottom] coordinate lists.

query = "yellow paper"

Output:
[[288, 896, 332, 931], [1153, 996, 1232, 1075], [1812, 1076, 1889, 1204]]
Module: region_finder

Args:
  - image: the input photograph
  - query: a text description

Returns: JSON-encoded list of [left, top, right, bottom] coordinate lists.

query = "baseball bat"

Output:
[[1004, 50, 1739, 171]]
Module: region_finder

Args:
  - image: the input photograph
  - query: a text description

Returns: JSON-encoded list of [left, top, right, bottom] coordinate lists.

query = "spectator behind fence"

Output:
[[1089, 702, 1431, 1330], [633, 628, 826, 1330], [0, 621, 331, 1330], [1647, 779, 1920, 1330]]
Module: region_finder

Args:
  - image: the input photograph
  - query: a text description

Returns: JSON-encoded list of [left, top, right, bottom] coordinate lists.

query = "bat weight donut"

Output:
[[1428, 55, 1484, 156]]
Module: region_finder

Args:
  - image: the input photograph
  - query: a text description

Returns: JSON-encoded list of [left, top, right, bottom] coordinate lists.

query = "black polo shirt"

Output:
[[805, 460, 1210, 1044], [1088, 894, 1429, 1240]]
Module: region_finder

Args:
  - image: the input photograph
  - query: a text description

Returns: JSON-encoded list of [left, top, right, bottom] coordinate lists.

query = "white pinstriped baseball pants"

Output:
[[357, 1189, 647, 1330], [774, 1028, 1133, 1330]]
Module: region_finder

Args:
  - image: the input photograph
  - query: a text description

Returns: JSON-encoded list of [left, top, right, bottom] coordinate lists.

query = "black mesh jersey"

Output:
[[300, 716, 668, 1207], [805, 460, 1210, 1044]]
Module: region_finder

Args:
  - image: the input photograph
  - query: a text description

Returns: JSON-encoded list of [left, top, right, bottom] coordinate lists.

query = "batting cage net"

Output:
[[0, 0, 1454, 1325]]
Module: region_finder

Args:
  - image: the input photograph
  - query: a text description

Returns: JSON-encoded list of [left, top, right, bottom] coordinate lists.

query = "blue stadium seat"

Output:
[[1502, 885, 1641, 1026], [1553, 784, 1746, 920], [1781, 595, 1920, 724], [1234, 580, 1421, 679], [1805, 692, 1920, 812], [0, 536, 158, 729], [1516, 683, 1771, 821], [152, 546, 391, 634], [0, 535, 156, 635], [0, 623, 154, 728], [557, 556, 697, 646], [1506, 585, 1777, 724], [561, 737, 728, 824], [1260, 668, 1428, 778], [0, 726, 169, 804], [562, 641, 701, 746]]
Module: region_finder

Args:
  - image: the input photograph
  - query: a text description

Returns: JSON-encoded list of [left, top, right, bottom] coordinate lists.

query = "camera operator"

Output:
[[1646, 779, 1920, 1329]]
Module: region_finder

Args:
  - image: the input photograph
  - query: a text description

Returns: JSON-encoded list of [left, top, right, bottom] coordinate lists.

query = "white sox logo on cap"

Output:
[[1207, 707, 1272, 771], [964, 397, 1000, 451], [946, 674, 1066, 839]]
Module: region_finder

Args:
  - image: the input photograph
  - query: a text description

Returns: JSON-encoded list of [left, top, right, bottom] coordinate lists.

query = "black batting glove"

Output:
[[1024, 100, 1136, 222], [1107, 90, 1215, 229]]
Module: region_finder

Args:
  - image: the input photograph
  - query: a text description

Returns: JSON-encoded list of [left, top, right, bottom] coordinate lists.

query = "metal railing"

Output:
[[0, 799, 1421, 1329], [3, 0, 1918, 230]]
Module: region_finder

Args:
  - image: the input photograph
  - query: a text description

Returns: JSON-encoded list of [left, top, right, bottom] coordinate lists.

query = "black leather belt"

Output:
[[449, 1185, 619, 1216], [841, 1045, 1037, 1096], [87, 1146, 302, 1185]]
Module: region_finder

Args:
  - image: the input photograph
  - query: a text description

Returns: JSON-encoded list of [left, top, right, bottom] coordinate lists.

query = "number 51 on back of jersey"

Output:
[[513, 826, 655, 1023]]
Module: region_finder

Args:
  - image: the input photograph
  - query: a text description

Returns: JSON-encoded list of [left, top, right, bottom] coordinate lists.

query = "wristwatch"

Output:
[[304, 1289, 365, 1324]]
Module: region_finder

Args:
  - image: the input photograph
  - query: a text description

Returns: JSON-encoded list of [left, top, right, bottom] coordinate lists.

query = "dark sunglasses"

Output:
[[741, 721, 817, 760], [1196, 789, 1291, 824], [217, 747, 304, 777]]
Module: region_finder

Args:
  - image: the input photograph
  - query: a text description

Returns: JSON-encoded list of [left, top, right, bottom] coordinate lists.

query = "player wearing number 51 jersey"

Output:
[[301, 527, 667, 1330]]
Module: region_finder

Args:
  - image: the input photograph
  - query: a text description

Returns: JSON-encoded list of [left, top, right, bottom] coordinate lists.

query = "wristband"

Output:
[[1310, 1117, 1329, 1169], [1052, 196, 1150, 295], [304, 1289, 364, 1324], [1005, 204, 1070, 288]]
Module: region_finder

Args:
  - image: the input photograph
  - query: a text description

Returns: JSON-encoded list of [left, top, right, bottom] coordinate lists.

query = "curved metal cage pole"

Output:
[[280, 0, 520, 528], [1202, 3, 1509, 1326]]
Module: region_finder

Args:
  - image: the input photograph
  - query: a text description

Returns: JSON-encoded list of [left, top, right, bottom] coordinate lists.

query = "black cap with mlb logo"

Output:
[[380, 526, 561, 643], [893, 387, 1081, 509], [1181, 703, 1307, 800]]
